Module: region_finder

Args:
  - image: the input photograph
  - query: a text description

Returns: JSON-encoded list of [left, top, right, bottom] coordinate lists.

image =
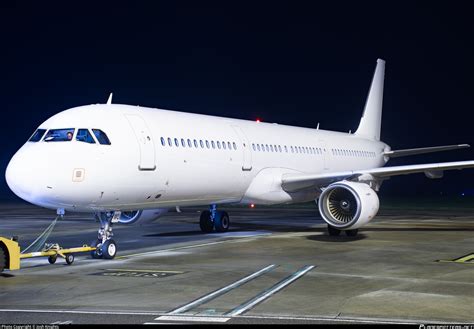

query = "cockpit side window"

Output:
[[76, 129, 96, 144], [44, 128, 75, 142], [28, 129, 47, 142], [92, 129, 111, 145]]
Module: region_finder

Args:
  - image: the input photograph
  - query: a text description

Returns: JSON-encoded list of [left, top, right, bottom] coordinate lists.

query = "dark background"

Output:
[[1, 2, 473, 200]]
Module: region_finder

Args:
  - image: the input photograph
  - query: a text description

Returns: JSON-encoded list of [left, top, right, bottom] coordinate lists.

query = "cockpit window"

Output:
[[44, 128, 75, 142], [28, 129, 47, 142], [92, 129, 111, 145], [76, 129, 96, 144]]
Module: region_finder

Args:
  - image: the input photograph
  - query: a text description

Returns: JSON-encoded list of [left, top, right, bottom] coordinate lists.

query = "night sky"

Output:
[[1, 2, 473, 200]]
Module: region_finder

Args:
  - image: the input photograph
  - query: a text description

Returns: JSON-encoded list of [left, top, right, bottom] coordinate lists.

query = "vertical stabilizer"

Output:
[[355, 58, 385, 141]]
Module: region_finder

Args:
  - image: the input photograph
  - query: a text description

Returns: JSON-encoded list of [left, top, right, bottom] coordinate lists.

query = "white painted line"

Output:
[[51, 321, 72, 325], [168, 264, 277, 315], [0, 309, 466, 324], [238, 314, 420, 324], [227, 265, 315, 316], [145, 322, 187, 325], [117, 236, 269, 260], [0, 309, 160, 316], [156, 315, 231, 323]]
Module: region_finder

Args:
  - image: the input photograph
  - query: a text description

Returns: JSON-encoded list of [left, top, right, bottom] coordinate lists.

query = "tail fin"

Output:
[[355, 58, 385, 141]]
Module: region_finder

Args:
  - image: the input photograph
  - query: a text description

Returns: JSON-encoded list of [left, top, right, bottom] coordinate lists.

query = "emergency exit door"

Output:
[[231, 125, 252, 171]]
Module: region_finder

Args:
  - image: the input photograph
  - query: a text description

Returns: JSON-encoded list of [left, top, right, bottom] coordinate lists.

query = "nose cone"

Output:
[[5, 149, 34, 202]]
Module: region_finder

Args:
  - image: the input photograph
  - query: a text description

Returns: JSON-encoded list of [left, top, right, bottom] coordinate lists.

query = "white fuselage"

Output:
[[5, 104, 388, 212]]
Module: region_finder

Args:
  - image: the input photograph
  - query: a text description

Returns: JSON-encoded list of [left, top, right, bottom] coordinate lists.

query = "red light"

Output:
[[250, 204, 255, 208], [256, 118, 261, 123]]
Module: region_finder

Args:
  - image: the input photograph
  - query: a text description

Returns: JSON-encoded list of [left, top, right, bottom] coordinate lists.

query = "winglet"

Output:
[[106, 93, 113, 105]]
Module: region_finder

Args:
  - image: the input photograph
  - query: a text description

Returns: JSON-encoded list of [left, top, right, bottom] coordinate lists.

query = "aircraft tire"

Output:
[[102, 239, 117, 259], [345, 229, 358, 237], [215, 211, 230, 233], [90, 239, 102, 259], [327, 225, 341, 236], [200, 211, 214, 233]]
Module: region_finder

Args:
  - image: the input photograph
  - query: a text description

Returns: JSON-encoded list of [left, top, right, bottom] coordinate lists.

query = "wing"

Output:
[[282, 160, 474, 192], [384, 144, 469, 158]]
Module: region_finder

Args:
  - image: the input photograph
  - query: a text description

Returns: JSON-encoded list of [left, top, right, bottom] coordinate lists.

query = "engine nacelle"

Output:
[[117, 209, 168, 225], [318, 181, 379, 230]]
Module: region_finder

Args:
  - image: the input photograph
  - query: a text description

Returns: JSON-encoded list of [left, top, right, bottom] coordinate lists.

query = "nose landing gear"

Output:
[[199, 205, 230, 233], [91, 211, 120, 259]]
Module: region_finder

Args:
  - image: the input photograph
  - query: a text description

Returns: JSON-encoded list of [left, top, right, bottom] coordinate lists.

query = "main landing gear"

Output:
[[327, 224, 358, 237], [91, 211, 120, 259], [199, 205, 230, 233]]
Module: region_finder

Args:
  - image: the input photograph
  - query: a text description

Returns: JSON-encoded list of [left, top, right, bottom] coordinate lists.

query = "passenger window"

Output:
[[29, 129, 47, 142], [44, 128, 75, 142], [161, 137, 165, 146], [200, 140, 204, 148], [92, 129, 111, 145], [233, 142, 237, 150], [76, 129, 96, 144], [194, 139, 198, 148], [217, 141, 221, 149], [187, 139, 192, 148], [227, 142, 232, 149], [181, 138, 186, 147], [211, 140, 215, 149], [223, 141, 227, 149], [252, 143, 256, 151], [168, 137, 172, 146], [206, 140, 210, 148], [270, 145, 274, 152], [174, 138, 179, 147]]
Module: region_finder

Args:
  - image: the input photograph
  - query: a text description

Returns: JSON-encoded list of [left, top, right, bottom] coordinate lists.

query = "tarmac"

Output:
[[0, 199, 473, 325]]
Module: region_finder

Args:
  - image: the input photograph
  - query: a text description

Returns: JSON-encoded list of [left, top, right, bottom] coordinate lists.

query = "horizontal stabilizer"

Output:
[[384, 144, 470, 158]]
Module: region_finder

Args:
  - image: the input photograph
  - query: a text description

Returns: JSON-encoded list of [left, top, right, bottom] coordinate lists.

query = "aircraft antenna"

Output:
[[107, 93, 113, 105]]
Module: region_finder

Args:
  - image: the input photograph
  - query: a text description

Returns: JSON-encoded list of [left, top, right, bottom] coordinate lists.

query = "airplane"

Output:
[[5, 59, 474, 260]]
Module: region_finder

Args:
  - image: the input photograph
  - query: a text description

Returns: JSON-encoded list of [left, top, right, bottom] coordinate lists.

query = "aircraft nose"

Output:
[[5, 149, 34, 201]]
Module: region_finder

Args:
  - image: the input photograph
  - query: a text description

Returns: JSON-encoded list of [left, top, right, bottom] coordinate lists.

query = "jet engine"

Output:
[[113, 209, 169, 225], [318, 181, 379, 230]]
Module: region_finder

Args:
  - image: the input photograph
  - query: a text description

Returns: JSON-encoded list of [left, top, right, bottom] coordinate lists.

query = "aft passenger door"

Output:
[[125, 114, 156, 171]]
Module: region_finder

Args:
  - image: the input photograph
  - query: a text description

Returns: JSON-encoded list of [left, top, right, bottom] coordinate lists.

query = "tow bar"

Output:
[[0, 236, 96, 272]]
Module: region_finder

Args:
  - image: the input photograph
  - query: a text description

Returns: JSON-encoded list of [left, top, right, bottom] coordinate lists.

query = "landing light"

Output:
[[250, 204, 255, 208]]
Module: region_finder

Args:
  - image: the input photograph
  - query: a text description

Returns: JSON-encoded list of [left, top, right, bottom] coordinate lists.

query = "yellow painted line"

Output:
[[452, 254, 474, 262], [437, 253, 474, 264], [105, 269, 184, 274], [437, 260, 474, 264]]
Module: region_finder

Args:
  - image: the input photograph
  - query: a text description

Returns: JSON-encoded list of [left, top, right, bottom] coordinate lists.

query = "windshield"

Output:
[[76, 129, 96, 144], [44, 128, 75, 142], [92, 129, 111, 145], [28, 129, 47, 142]]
